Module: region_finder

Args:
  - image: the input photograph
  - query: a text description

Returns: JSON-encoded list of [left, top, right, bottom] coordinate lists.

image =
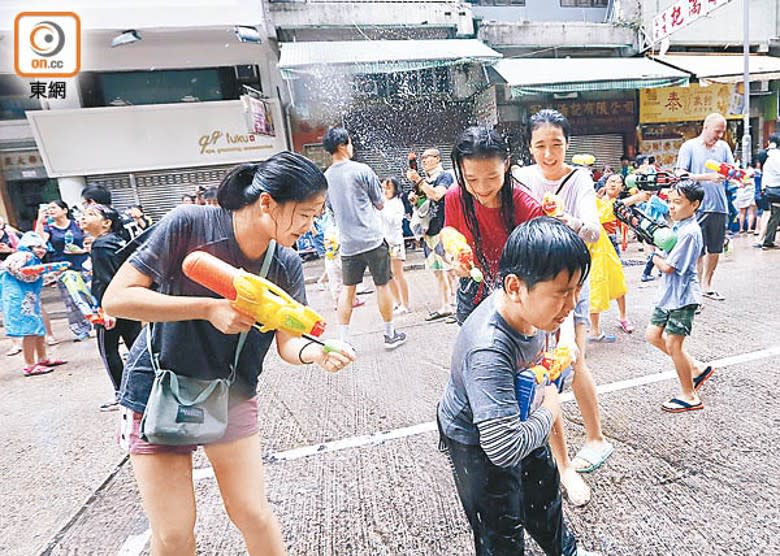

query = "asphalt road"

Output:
[[2, 234, 779, 556]]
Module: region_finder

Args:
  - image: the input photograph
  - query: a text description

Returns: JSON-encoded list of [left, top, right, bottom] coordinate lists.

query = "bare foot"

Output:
[[560, 466, 591, 507]]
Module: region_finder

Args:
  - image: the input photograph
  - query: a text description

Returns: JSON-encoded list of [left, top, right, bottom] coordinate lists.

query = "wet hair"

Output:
[[673, 179, 704, 205], [528, 109, 571, 143], [382, 176, 401, 198], [202, 187, 218, 201], [81, 185, 112, 206], [451, 127, 515, 279], [217, 152, 327, 210], [769, 132, 780, 146], [90, 204, 123, 234], [500, 217, 590, 291], [322, 127, 351, 155], [51, 199, 71, 219]]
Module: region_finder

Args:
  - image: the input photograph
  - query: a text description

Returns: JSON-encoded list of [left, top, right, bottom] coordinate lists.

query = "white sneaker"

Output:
[[393, 305, 409, 315]]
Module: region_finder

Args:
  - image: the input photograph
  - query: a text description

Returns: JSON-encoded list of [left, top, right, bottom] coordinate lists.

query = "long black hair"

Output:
[[382, 176, 402, 198], [217, 151, 327, 210], [451, 127, 516, 279], [51, 199, 72, 220]]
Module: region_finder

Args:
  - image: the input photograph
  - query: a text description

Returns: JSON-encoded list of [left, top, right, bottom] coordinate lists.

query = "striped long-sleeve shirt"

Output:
[[477, 408, 554, 468]]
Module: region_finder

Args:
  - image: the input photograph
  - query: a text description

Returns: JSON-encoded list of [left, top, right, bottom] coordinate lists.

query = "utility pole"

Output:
[[742, 0, 751, 166]]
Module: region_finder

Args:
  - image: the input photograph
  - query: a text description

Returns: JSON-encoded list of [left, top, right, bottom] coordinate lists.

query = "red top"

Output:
[[445, 185, 544, 282]]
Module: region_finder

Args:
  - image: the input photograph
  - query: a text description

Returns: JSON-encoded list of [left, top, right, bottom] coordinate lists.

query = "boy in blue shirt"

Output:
[[438, 217, 598, 556], [645, 180, 714, 413]]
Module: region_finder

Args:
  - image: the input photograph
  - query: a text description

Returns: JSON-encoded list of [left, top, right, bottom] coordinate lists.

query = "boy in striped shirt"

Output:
[[438, 217, 597, 556]]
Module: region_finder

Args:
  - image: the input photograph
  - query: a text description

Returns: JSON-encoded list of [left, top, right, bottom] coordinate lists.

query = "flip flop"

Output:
[[702, 290, 725, 301], [39, 358, 67, 367], [618, 319, 634, 334], [425, 310, 451, 322], [5, 346, 22, 357], [573, 442, 614, 473], [661, 398, 703, 413], [693, 366, 714, 392], [23, 364, 54, 377]]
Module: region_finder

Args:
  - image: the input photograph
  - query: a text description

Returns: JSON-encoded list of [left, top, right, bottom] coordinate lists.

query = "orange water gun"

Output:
[[541, 192, 564, 217], [528, 346, 573, 385], [439, 227, 483, 282], [704, 159, 752, 184], [182, 251, 338, 349]]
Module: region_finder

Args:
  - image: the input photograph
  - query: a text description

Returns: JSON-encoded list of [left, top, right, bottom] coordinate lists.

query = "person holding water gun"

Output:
[[103, 154, 355, 556], [80, 203, 142, 412], [444, 127, 543, 325], [1, 232, 67, 376], [437, 218, 598, 556], [35, 200, 93, 341]]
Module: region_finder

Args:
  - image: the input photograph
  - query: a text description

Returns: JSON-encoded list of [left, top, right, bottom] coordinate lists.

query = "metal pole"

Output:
[[742, 0, 751, 166]]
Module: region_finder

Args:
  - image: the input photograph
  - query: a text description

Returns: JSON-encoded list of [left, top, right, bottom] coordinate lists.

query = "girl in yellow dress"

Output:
[[589, 174, 650, 342]]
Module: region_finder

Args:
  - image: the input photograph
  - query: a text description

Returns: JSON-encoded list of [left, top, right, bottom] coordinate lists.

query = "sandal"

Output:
[[661, 397, 703, 413], [46, 336, 61, 346], [560, 467, 591, 506], [425, 310, 451, 322], [5, 346, 23, 357], [23, 364, 55, 377], [702, 290, 725, 301], [693, 366, 714, 392], [38, 358, 67, 367], [572, 442, 615, 473], [618, 319, 634, 334], [588, 332, 617, 343]]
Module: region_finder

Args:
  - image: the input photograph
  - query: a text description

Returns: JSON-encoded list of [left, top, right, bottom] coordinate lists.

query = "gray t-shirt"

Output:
[[676, 137, 734, 214], [119, 205, 306, 414], [438, 291, 547, 446], [325, 160, 384, 257]]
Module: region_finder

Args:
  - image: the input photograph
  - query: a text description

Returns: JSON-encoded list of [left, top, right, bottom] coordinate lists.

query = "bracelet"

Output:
[[298, 340, 317, 364]]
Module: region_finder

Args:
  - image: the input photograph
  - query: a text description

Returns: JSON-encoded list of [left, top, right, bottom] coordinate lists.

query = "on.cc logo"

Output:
[[29, 20, 66, 57]]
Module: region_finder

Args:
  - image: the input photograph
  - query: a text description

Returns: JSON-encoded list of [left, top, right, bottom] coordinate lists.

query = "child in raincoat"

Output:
[[589, 174, 650, 342], [1, 232, 67, 376]]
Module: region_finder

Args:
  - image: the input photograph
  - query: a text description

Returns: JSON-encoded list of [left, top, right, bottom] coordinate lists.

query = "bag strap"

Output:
[[147, 240, 277, 384], [555, 169, 578, 196], [229, 239, 276, 379]]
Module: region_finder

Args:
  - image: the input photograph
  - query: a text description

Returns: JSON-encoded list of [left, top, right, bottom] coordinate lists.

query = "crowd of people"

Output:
[[1, 107, 777, 555]]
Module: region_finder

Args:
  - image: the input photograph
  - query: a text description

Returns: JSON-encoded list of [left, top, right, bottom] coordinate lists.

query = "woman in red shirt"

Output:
[[445, 127, 544, 323]]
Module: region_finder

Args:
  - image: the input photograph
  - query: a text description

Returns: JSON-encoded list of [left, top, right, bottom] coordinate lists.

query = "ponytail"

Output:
[[218, 152, 327, 211]]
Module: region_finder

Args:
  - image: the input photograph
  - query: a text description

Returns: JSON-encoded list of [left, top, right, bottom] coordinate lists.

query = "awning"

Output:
[[278, 39, 502, 79], [493, 57, 690, 97], [651, 54, 780, 85]]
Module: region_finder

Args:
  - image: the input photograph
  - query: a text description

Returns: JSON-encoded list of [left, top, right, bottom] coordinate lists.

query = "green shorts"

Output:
[[650, 304, 699, 336]]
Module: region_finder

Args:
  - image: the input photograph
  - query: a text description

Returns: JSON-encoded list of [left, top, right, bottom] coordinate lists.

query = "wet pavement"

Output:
[[2, 234, 779, 555]]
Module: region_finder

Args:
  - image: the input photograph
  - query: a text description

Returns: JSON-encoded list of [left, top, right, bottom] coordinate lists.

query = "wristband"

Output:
[[298, 340, 317, 364]]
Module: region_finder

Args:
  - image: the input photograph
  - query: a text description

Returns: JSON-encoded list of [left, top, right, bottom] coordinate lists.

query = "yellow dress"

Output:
[[588, 197, 627, 314]]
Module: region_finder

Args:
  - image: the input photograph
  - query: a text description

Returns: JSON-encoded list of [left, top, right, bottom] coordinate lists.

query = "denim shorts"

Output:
[[573, 280, 591, 327], [118, 396, 259, 455]]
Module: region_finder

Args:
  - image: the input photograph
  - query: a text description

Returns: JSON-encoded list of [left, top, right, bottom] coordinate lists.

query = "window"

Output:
[[474, 0, 526, 5], [0, 75, 42, 120], [79, 66, 261, 108], [560, 0, 608, 6]]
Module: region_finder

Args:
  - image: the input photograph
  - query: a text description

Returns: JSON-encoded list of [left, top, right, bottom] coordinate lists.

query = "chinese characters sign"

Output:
[[527, 99, 636, 134], [652, 0, 733, 44], [639, 83, 742, 124]]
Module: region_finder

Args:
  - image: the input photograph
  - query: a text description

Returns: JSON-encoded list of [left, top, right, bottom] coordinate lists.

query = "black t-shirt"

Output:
[[119, 205, 306, 414], [426, 171, 454, 237], [90, 232, 126, 304]]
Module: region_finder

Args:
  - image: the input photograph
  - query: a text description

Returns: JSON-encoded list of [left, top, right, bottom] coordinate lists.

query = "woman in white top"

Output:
[[380, 177, 410, 313], [512, 109, 613, 507]]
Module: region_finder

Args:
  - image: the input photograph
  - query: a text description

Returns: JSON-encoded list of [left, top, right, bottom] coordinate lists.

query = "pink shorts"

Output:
[[118, 397, 259, 455]]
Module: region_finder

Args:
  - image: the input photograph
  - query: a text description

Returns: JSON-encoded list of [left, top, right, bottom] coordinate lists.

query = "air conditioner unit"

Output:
[[750, 80, 771, 94]]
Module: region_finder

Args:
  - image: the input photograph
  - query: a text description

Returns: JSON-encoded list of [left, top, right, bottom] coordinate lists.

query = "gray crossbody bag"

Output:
[[139, 241, 276, 445]]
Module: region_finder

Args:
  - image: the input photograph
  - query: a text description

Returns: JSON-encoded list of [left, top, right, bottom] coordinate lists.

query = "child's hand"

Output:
[[542, 385, 561, 421]]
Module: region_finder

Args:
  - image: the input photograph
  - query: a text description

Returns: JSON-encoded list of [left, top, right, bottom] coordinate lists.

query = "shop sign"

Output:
[[639, 83, 742, 124], [2, 150, 44, 170], [527, 99, 635, 134], [652, 0, 733, 44]]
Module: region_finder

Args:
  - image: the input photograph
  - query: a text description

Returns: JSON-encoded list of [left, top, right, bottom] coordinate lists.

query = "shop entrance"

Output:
[[6, 178, 59, 231]]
